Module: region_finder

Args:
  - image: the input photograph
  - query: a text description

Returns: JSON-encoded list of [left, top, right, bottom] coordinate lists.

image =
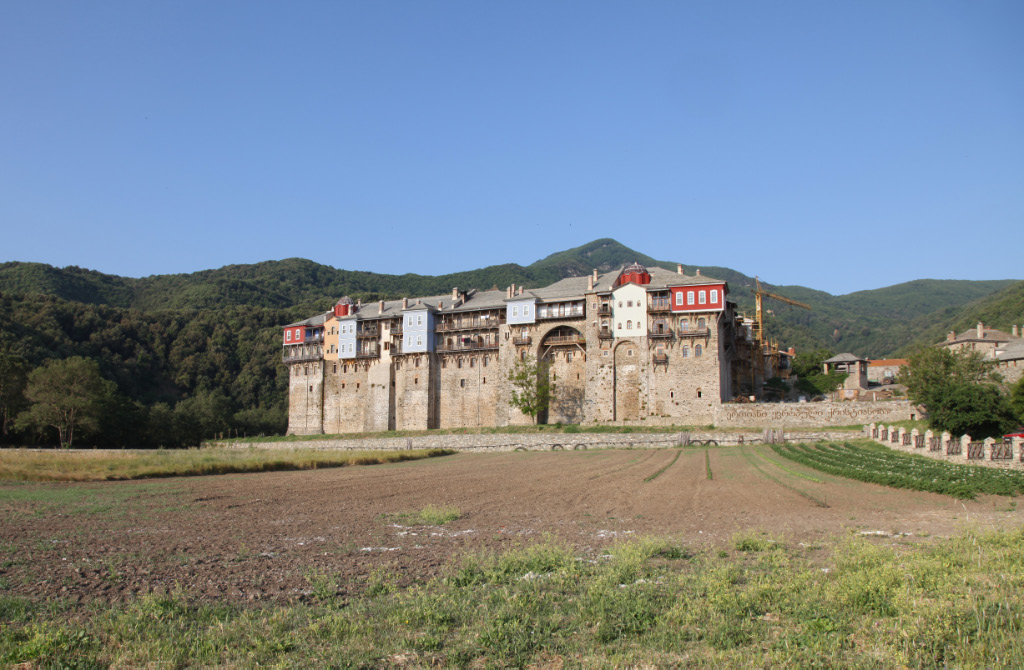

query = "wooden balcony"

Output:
[[356, 349, 379, 359], [282, 346, 323, 364], [598, 329, 614, 340], [357, 328, 378, 338], [544, 334, 586, 347], [512, 336, 532, 346], [436, 342, 499, 353], [649, 329, 673, 339], [653, 353, 669, 365], [436, 319, 501, 332], [597, 305, 612, 316], [648, 300, 672, 312], [536, 309, 585, 321], [678, 328, 710, 338]]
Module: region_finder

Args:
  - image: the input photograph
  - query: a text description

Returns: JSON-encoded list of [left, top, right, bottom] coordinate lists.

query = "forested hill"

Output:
[[1, 239, 1019, 358]]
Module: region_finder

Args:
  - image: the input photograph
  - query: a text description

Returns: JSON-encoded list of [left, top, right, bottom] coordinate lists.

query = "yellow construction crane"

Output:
[[752, 276, 811, 347]]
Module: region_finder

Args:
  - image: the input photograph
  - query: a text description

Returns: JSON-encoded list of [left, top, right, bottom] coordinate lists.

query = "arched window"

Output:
[[695, 344, 703, 357], [626, 320, 632, 329], [698, 317, 706, 330], [682, 346, 689, 358], [457, 358, 462, 369], [680, 320, 689, 332]]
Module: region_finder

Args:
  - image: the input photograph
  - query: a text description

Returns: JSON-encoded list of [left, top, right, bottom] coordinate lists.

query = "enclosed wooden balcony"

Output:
[[512, 336, 532, 346], [598, 328, 614, 340], [282, 346, 323, 364], [436, 341, 500, 352], [653, 353, 669, 365], [648, 298, 672, 312], [678, 328, 710, 338], [436, 317, 502, 332]]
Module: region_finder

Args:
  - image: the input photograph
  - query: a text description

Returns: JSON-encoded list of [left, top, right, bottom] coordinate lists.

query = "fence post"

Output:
[[911, 428, 920, 448], [961, 434, 972, 462], [869, 423, 877, 439], [1013, 437, 1023, 461], [941, 432, 951, 453], [983, 437, 996, 461], [924, 429, 933, 447]]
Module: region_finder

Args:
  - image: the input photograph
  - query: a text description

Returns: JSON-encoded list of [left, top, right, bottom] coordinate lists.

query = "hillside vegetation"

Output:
[[0, 239, 1019, 446]]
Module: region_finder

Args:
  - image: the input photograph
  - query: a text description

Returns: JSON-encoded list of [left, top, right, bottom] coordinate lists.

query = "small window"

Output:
[[457, 359, 462, 369], [524, 306, 530, 316], [286, 330, 292, 342], [698, 317, 706, 329], [415, 357, 420, 368], [682, 346, 689, 358], [460, 379, 465, 388], [618, 323, 622, 329], [309, 385, 313, 392], [414, 377, 418, 384], [520, 350, 526, 361], [333, 363, 337, 373], [417, 335, 423, 346], [441, 359, 446, 369], [627, 300, 633, 308], [470, 358, 475, 368], [483, 376, 487, 384], [356, 383, 360, 390], [699, 290, 706, 305], [697, 389, 703, 398], [687, 291, 695, 305], [512, 306, 519, 317], [483, 356, 488, 367], [675, 292, 684, 305], [628, 349, 634, 357], [626, 320, 632, 329], [670, 390, 675, 399], [417, 315, 423, 326], [566, 352, 573, 362], [695, 344, 703, 357], [342, 382, 346, 389], [618, 301, 623, 308], [711, 289, 718, 303]]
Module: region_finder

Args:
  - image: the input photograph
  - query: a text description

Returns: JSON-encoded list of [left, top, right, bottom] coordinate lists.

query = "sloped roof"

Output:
[[824, 353, 867, 364], [868, 359, 908, 367], [996, 339, 1024, 362]]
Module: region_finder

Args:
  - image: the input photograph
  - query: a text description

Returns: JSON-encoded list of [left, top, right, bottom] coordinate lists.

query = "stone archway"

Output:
[[613, 340, 640, 421], [537, 326, 587, 424]]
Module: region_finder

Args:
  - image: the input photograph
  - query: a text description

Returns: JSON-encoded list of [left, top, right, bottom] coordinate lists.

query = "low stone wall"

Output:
[[863, 424, 1024, 471], [716, 400, 915, 428], [209, 429, 861, 453]]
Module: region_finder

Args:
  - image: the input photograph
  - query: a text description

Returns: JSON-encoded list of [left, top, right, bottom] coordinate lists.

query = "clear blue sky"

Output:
[[2, 1, 1021, 295]]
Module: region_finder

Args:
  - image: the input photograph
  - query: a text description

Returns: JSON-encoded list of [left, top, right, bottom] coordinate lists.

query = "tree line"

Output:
[[0, 291, 299, 448]]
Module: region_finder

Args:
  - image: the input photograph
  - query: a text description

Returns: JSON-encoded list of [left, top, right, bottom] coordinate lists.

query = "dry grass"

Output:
[[0, 447, 455, 482]]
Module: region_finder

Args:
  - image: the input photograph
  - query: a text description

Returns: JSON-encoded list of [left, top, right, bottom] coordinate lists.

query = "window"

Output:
[[460, 379, 465, 388], [687, 291, 695, 305], [483, 377, 486, 384], [682, 346, 689, 358], [333, 363, 337, 373], [407, 316, 412, 327], [627, 300, 633, 308], [628, 349, 634, 356], [566, 352, 573, 362], [483, 356, 488, 367], [512, 306, 519, 317], [415, 357, 420, 368], [680, 320, 689, 332], [457, 359, 462, 369], [417, 315, 423, 326], [618, 301, 623, 308], [710, 289, 718, 303], [699, 290, 706, 305], [286, 330, 292, 342], [695, 344, 703, 357], [470, 358, 475, 368], [697, 389, 703, 398], [417, 335, 423, 346], [698, 317, 706, 329], [618, 323, 622, 329], [441, 359, 446, 369], [524, 306, 530, 316], [626, 320, 632, 329], [675, 292, 684, 305], [414, 377, 418, 384]]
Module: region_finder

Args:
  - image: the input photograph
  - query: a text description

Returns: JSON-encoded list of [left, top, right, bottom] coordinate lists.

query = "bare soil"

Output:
[[2, 447, 1021, 605]]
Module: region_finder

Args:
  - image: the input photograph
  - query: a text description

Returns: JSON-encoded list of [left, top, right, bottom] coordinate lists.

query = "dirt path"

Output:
[[2, 448, 1021, 604]]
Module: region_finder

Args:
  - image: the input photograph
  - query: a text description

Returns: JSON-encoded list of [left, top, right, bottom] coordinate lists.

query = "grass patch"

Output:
[[3, 529, 1024, 667], [705, 449, 713, 480], [0, 447, 455, 482], [773, 441, 1024, 499], [388, 504, 462, 526]]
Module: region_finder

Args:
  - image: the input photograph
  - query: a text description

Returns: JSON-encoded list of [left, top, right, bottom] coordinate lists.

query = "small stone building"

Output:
[[823, 353, 869, 391]]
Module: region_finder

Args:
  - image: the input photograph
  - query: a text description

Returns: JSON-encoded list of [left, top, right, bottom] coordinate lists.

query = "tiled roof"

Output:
[[824, 353, 867, 364], [868, 359, 908, 367], [996, 339, 1024, 361], [295, 265, 728, 323]]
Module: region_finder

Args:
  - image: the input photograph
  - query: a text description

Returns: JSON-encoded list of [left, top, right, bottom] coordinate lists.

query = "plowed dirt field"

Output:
[[2, 447, 1021, 604]]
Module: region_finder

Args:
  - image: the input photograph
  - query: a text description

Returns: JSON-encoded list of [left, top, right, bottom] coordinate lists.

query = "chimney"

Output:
[[378, 300, 384, 314], [356, 299, 361, 308], [402, 297, 408, 309], [695, 269, 701, 276], [588, 275, 594, 290], [438, 300, 443, 310], [507, 285, 512, 299], [977, 322, 984, 339], [452, 287, 459, 301], [592, 268, 599, 283], [677, 264, 684, 275], [518, 286, 524, 296]]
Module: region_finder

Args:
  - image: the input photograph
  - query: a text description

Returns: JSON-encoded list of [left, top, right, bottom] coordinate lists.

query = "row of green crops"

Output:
[[772, 442, 1024, 499]]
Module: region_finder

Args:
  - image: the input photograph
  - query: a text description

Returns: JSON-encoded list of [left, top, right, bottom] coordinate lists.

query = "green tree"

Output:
[[1009, 376, 1024, 427], [901, 347, 1013, 438], [791, 349, 847, 397], [507, 354, 554, 424], [16, 357, 115, 448], [0, 350, 29, 441]]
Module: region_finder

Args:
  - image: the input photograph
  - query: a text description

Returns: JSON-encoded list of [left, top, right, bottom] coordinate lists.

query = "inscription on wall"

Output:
[[715, 401, 914, 427]]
